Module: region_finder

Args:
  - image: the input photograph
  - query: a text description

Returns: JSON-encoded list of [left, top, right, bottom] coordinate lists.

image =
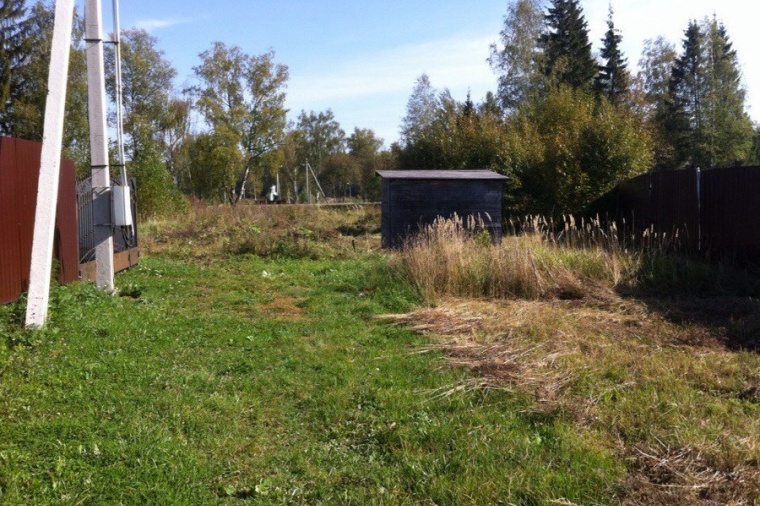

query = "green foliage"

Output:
[[131, 145, 187, 219], [398, 89, 512, 174], [488, 0, 546, 110], [400, 73, 438, 147], [106, 28, 177, 165], [508, 86, 653, 215], [539, 0, 597, 91], [0, 0, 27, 134], [348, 127, 385, 200], [662, 18, 753, 168], [2, 1, 90, 172], [595, 6, 630, 105], [186, 130, 244, 202], [190, 43, 289, 204]]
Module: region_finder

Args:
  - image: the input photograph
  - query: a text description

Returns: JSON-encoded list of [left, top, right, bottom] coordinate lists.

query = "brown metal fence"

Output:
[[592, 166, 760, 262], [0, 136, 79, 304]]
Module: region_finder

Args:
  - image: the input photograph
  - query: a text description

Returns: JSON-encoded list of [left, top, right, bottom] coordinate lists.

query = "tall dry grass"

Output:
[[402, 214, 659, 302]]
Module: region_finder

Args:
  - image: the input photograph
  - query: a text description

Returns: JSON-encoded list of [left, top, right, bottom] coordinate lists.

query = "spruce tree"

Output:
[[664, 21, 704, 168], [664, 18, 752, 168], [0, 0, 27, 134], [702, 19, 753, 166], [539, 0, 597, 90], [595, 6, 629, 105]]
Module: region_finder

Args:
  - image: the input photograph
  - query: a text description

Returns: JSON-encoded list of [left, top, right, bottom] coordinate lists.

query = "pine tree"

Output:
[[539, 0, 597, 90], [596, 6, 629, 105], [0, 0, 28, 134]]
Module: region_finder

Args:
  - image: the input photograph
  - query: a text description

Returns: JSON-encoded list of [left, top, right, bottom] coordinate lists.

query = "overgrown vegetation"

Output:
[[395, 215, 760, 504]]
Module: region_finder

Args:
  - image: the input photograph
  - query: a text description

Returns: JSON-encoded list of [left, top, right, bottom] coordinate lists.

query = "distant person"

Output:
[[268, 185, 278, 203]]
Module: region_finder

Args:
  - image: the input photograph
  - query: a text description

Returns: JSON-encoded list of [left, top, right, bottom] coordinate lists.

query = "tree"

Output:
[[638, 36, 678, 166], [664, 18, 752, 168], [106, 28, 176, 163], [398, 89, 512, 179], [595, 6, 629, 105], [294, 109, 345, 187], [4, 1, 90, 172], [186, 130, 244, 202], [507, 86, 653, 215], [347, 127, 383, 199], [400, 74, 437, 147], [157, 97, 192, 191], [538, 0, 597, 91], [639, 36, 677, 114], [488, 0, 545, 111], [191, 42, 288, 204], [0, 0, 27, 133], [664, 20, 704, 168], [701, 18, 753, 166]]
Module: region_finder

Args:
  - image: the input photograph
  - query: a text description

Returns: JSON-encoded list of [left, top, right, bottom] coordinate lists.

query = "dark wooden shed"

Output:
[[376, 170, 508, 248]]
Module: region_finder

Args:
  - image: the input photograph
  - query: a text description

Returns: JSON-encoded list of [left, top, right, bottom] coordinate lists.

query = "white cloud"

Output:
[[285, 33, 498, 144], [287, 34, 496, 107], [133, 17, 194, 32]]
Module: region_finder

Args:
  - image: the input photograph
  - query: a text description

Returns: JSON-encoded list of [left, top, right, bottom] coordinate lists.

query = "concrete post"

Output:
[[25, 0, 76, 329], [85, 0, 115, 292]]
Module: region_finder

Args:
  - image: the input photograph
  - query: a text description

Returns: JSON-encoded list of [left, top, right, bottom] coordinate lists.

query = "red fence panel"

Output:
[[0, 136, 78, 304]]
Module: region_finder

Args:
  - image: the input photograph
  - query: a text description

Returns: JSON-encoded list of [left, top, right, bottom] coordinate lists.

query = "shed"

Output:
[[376, 170, 508, 248]]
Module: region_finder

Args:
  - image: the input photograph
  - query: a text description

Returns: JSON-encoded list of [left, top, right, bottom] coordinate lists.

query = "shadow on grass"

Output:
[[620, 253, 760, 352]]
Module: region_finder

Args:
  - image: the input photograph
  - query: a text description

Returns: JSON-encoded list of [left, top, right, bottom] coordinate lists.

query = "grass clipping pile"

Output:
[[386, 217, 760, 505]]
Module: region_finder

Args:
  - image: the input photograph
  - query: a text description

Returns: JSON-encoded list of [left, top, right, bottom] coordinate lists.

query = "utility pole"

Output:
[[305, 163, 310, 204], [85, 0, 115, 292], [25, 0, 75, 329]]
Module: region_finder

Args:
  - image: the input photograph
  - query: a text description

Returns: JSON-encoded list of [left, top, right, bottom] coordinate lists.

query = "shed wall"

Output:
[[382, 178, 503, 248]]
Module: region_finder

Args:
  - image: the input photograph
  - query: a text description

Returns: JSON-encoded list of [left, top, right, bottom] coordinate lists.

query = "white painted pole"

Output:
[[85, 0, 115, 292], [25, 0, 76, 329]]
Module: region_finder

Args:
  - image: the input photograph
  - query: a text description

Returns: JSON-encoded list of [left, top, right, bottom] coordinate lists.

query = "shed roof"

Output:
[[376, 169, 508, 180]]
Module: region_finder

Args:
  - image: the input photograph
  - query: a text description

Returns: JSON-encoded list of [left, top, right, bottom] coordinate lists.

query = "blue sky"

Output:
[[86, 0, 758, 148]]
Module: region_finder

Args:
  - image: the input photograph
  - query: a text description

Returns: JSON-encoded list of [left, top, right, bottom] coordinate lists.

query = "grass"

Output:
[[2, 204, 759, 504], [395, 215, 760, 504], [0, 204, 622, 505]]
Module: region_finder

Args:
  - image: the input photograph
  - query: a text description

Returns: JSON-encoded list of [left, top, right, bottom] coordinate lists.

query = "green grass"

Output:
[[0, 249, 623, 504]]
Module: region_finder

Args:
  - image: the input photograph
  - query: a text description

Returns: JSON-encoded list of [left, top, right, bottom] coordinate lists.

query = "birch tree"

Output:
[[190, 42, 288, 204]]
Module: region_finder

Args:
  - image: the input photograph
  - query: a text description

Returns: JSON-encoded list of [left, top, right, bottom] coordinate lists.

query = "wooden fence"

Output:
[[589, 166, 760, 262]]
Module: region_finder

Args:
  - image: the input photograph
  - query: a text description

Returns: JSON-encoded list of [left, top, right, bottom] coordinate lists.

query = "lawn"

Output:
[[1, 204, 758, 505]]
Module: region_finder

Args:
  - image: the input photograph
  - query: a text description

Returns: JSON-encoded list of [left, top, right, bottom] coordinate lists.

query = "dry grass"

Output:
[[402, 214, 640, 302], [390, 215, 760, 504], [382, 295, 760, 504], [140, 201, 381, 260]]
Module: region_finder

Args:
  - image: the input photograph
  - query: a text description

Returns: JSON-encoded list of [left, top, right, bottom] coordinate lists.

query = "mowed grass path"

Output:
[[1, 253, 621, 504]]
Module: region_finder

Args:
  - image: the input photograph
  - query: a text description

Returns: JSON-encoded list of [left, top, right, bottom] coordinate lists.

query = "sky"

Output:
[[84, 0, 759, 148]]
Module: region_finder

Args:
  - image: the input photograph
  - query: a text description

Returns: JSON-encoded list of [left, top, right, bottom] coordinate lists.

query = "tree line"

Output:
[[1, 0, 757, 217], [400, 0, 757, 215]]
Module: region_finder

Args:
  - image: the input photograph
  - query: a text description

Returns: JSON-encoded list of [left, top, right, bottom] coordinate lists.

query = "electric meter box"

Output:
[[113, 184, 133, 227]]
